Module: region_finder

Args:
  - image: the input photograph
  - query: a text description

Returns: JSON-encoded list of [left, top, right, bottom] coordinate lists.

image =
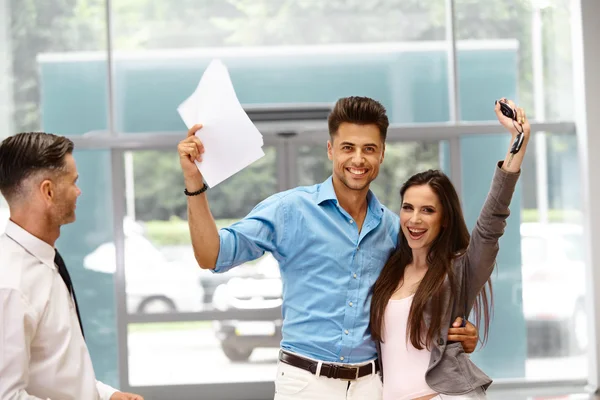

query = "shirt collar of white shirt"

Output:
[[5, 219, 57, 271]]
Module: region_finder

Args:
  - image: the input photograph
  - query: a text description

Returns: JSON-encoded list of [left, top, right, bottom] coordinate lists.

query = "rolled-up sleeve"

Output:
[[214, 193, 288, 273]]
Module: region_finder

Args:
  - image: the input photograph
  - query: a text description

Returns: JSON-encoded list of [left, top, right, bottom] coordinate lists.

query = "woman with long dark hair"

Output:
[[370, 99, 529, 400]]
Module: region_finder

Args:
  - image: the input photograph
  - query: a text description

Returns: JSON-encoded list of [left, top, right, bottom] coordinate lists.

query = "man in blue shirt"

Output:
[[178, 97, 478, 399]]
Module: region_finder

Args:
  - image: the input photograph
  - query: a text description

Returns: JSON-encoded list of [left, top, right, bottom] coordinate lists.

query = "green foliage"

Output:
[[132, 151, 186, 220], [11, 0, 571, 133], [521, 208, 582, 223], [143, 216, 190, 245], [132, 147, 276, 221], [10, 0, 573, 219], [145, 217, 239, 246]]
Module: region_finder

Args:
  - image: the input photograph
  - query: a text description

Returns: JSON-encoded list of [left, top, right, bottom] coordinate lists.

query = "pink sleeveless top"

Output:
[[381, 295, 437, 400]]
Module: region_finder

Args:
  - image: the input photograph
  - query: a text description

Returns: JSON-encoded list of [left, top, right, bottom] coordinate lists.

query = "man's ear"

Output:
[[39, 179, 55, 205], [327, 140, 333, 161]]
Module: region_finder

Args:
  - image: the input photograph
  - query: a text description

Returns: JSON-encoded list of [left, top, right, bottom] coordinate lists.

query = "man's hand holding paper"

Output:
[[178, 123, 206, 192], [177, 59, 265, 188]]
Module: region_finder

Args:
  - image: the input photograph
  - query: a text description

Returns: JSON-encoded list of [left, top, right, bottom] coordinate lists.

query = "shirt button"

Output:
[[349, 220, 354, 224], [340, 356, 345, 361], [353, 273, 357, 279], [345, 330, 349, 335], [349, 302, 353, 307]]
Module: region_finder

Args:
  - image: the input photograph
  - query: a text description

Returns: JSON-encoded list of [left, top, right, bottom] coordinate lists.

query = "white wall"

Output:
[[571, 0, 600, 392]]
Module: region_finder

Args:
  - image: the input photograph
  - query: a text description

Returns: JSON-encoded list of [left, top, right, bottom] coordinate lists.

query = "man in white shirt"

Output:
[[0, 132, 143, 400]]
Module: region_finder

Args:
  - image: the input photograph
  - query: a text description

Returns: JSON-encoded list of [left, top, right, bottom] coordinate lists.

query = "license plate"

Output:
[[235, 322, 276, 336]]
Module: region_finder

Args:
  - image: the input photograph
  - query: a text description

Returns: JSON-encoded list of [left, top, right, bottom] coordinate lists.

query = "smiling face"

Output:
[[327, 122, 385, 192], [400, 183, 444, 251]]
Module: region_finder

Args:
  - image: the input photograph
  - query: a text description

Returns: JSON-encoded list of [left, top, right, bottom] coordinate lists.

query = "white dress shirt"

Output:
[[0, 220, 118, 400]]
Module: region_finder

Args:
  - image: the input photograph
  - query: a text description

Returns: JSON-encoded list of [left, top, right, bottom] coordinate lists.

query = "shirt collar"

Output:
[[5, 220, 57, 270], [316, 176, 338, 205], [317, 176, 384, 220]]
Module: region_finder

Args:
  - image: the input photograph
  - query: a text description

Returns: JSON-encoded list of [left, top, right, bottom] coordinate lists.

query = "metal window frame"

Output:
[[89, 0, 594, 397], [69, 121, 575, 150], [73, 121, 579, 398]]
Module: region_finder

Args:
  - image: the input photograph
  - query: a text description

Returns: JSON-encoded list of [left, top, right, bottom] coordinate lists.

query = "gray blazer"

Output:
[[376, 162, 520, 395]]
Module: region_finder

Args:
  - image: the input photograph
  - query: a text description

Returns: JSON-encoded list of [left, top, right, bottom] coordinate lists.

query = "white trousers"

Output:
[[431, 387, 487, 399], [273, 359, 383, 400]]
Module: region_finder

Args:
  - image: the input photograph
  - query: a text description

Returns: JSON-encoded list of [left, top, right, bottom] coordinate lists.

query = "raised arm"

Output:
[[178, 124, 287, 272], [462, 99, 530, 300], [178, 124, 220, 269]]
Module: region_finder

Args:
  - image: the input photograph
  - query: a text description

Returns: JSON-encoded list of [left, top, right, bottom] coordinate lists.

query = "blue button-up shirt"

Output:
[[215, 176, 399, 363]]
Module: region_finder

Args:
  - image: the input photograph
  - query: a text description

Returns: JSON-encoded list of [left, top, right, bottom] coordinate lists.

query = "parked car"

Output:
[[1, 210, 204, 314], [211, 254, 283, 362], [158, 244, 262, 306], [83, 218, 205, 314], [520, 222, 587, 357]]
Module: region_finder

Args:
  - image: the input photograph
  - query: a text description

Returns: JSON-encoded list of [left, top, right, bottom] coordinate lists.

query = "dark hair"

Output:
[[0, 132, 74, 201], [328, 96, 389, 141], [370, 169, 493, 349]]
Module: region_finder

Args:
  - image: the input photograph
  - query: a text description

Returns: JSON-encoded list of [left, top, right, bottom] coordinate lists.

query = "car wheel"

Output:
[[221, 344, 253, 362], [570, 300, 588, 355], [137, 296, 177, 314]]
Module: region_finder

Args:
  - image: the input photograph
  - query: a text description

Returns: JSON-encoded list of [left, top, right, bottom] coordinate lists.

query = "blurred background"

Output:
[[1, 0, 598, 399]]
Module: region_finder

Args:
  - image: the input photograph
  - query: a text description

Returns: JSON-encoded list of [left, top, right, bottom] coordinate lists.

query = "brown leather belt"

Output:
[[278, 350, 379, 380]]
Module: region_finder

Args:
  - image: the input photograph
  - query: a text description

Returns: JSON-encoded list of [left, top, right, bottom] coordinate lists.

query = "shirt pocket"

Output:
[[367, 251, 390, 283]]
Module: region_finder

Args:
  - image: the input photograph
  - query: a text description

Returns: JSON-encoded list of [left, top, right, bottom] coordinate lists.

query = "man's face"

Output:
[[327, 122, 385, 192], [50, 154, 81, 226]]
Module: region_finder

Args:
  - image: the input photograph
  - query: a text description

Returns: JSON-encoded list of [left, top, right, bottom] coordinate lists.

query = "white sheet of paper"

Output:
[[177, 59, 264, 187]]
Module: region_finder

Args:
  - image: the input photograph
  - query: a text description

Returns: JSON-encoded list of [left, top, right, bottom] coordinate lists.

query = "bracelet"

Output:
[[184, 183, 208, 196]]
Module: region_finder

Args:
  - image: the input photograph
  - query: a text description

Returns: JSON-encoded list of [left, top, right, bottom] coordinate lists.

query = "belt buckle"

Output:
[[340, 366, 360, 381]]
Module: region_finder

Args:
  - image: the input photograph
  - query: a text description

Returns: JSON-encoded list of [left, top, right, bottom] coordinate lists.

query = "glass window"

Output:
[[521, 236, 547, 265], [455, 0, 574, 122], [112, 0, 447, 48], [123, 147, 280, 385], [58, 149, 118, 386], [106, 0, 454, 135], [1, 0, 585, 397], [2, 0, 117, 386], [459, 131, 585, 381], [127, 147, 277, 311]]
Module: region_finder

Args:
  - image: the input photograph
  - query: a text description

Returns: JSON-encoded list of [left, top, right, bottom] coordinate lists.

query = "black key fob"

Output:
[[495, 100, 516, 120], [510, 133, 524, 154]]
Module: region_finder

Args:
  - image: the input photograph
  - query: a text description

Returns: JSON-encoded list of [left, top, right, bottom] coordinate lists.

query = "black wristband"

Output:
[[184, 183, 208, 196]]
